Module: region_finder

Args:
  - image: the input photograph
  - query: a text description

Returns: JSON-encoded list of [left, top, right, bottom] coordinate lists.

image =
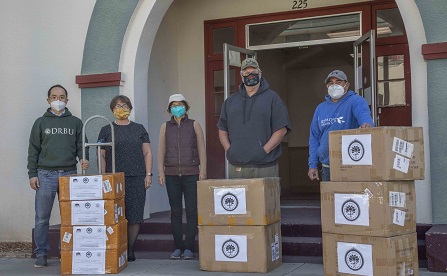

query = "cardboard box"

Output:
[[59, 173, 125, 201], [61, 243, 128, 275], [197, 177, 280, 226], [61, 219, 127, 251], [323, 232, 418, 276], [198, 222, 282, 273], [329, 127, 424, 181], [60, 197, 125, 226], [321, 181, 416, 237]]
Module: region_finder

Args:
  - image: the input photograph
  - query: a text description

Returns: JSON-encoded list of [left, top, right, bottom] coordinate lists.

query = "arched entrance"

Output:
[[86, 0, 430, 220]]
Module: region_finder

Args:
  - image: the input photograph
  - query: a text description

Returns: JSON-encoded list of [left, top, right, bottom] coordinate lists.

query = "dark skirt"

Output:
[[124, 176, 146, 224]]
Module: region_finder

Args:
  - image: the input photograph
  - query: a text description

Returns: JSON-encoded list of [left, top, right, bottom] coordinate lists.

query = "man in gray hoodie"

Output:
[[218, 58, 291, 178]]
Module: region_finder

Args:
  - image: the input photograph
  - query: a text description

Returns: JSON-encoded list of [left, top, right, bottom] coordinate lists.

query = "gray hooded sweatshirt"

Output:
[[217, 78, 291, 166]]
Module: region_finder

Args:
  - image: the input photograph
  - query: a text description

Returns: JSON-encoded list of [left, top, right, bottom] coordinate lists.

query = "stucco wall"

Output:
[[146, 3, 180, 213], [148, 0, 432, 223], [0, 0, 95, 242], [415, 0, 447, 224]]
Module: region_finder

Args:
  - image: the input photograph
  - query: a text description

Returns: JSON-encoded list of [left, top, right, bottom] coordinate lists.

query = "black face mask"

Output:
[[243, 73, 260, 86]]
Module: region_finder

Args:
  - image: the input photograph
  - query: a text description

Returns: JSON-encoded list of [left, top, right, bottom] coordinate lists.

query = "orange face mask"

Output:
[[113, 109, 130, 120]]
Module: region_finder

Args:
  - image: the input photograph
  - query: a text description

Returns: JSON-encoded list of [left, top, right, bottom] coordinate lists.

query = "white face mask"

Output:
[[328, 84, 347, 99], [50, 100, 66, 111]]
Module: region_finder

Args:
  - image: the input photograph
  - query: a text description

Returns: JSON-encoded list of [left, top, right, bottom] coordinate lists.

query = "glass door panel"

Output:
[[377, 55, 406, 107], [213, 69, 236, 115]]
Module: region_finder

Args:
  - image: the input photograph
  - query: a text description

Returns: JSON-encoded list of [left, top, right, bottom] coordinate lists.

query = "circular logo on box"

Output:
[[86, 227, 92, 234], [85, 202, 91, 209], [221, 193, 238, 211], [345, 249, 364, 271], [86, 251, 92, 258], [83, 177, 89, 183], [222, 239, 239, 258], [342, 199, 360, 221], [348, 140, 364, 162]]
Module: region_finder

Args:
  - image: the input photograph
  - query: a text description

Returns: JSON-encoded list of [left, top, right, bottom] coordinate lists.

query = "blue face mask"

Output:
[[171, 105, 186, 118]]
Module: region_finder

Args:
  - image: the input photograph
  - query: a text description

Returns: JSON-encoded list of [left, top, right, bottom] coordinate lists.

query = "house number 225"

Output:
[[292, 0, 308, 10]]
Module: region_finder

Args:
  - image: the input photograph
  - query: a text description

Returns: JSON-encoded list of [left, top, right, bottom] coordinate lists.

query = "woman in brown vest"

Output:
[[157, 94, 207, 260]]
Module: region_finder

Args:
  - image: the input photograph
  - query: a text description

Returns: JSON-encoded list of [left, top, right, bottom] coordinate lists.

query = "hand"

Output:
[[308, 168, 319, 181], [199, 173, 207, 181], [359, 123, 373, 128], [80, 159, 89, 170], [158, 175, 165, 187], [30, 177, 39, 190], [144, 175, 152, 189], [263, 145, 269, 154]]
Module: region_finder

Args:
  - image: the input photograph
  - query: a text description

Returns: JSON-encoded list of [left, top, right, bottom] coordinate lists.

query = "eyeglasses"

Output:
[[114, 104, 129, 109], [170, 103, 185, 108], [240, 69, 260, 77], [49, 95, 66, 101]]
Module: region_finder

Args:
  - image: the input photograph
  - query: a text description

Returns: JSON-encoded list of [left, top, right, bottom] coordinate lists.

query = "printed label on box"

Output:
[[275, 234, 280, 260], [337, 242, 373, 275], [389, 192, 406, 207], [118, 251, 127, 267], [71, 200, 105, 225], [392, 137, 414, 158], [271, 234, 280, 261], [271, 243, 275, 261], [69, 176, 103, 200], [341, 134, 372, 165], [364, 188, 373, 199], [107, 226, 114, 235], [334, 194, 370, 226], [62, 232, 72, 243], [71, 250, 105, 274], [393, 155, 410, 173], [214, 188, 247, 215], [73, 226, 106, 250], [215, 235, 247, 262], [102, 180, 112, 193], [393, 209, 406, 226]]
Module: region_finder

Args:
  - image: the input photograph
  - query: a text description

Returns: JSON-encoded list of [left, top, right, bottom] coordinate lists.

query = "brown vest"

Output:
[[164, 116, 200, 176]]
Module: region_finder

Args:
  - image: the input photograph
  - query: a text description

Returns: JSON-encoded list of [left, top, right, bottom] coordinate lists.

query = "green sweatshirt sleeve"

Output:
[[76, 120, 88, 161], [27, 119, 42, 178]]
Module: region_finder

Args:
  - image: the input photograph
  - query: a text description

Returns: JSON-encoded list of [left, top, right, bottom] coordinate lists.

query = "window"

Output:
[[247, 13, 361, 50], [377, 55, 405, 107]]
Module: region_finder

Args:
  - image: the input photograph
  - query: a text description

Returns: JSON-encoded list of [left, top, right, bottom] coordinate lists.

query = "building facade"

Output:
[[1, 0, 446, 243]]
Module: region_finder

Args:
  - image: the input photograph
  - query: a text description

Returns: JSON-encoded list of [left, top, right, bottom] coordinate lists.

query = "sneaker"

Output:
[[170, 249, 182, 259], [34, 256, 47, 268], [183, 249, 194, 260]]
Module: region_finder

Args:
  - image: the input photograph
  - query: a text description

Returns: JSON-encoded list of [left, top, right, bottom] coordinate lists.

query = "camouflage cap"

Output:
[[241, 58, 259, 70]]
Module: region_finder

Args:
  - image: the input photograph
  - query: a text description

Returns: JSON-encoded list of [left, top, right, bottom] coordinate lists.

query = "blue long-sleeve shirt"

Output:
[[308, 91, 374, 169]]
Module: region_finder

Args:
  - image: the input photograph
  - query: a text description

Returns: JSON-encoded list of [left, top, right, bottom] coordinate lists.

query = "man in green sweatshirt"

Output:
[[27, 84, 89, 268]]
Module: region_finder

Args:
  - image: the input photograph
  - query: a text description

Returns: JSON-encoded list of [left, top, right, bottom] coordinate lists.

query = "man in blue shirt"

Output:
[[308, 70, 374, 181]]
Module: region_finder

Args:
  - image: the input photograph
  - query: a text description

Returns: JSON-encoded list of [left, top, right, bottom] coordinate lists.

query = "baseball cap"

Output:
[[167, 94, 189, 112], [324, 70, 348, 84], [241, 58, 259, 70]]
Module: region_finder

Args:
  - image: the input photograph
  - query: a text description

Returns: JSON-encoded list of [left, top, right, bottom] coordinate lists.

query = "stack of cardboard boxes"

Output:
[[322, 127, 424, 275], [197, 177, 282, 273], [58, 173, 128, 275]]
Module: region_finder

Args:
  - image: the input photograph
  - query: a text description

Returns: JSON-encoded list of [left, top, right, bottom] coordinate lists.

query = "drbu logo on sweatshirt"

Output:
[[320, 116, 345, 126], [44, 128, 74, 135]]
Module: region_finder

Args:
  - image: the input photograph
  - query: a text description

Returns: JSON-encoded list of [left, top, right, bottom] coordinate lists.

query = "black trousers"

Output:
[[165, 175, 199, 251]]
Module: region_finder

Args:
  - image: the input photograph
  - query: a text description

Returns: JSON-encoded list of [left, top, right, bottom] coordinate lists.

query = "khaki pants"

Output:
[[228, 163, 279, 179]]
